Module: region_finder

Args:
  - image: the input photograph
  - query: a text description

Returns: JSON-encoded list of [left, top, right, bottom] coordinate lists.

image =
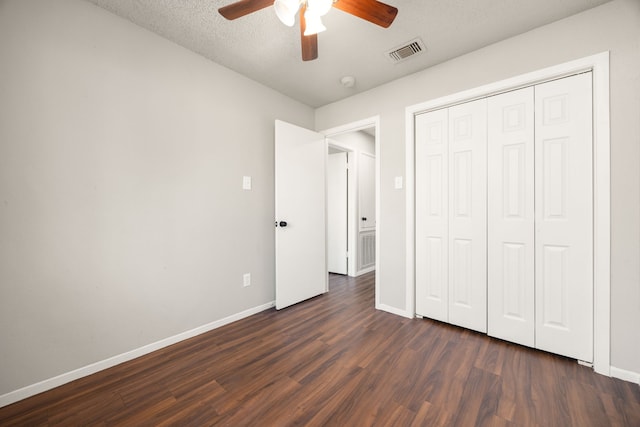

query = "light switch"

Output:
[[242, 176, 252, 190], [394, 176, 403, 189]]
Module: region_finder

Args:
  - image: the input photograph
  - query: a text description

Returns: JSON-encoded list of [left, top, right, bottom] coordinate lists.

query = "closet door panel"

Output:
[[415, 108, 449, 322], [534, 73, 593, 362], [448, 99, 487, 333], [487, 87, 535, 347]]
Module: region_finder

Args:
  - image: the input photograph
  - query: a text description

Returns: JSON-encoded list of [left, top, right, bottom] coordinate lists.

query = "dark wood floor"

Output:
[[1, 272, 639, 426]]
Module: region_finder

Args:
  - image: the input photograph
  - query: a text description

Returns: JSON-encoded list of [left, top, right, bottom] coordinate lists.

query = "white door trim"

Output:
[[405, 52, 610, 375], [321, 116, 384, 312]]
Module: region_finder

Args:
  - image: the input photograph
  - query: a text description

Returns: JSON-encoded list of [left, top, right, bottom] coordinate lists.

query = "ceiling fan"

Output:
[[218, 0, 398, 61]]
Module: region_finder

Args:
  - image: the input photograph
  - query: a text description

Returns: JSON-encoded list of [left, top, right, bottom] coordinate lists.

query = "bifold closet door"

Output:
[[415, 108, 449, 322], [448, 100, 487, 333], [487, 87, 535, 347], [534, 73, 593, 362], [418, 73, 593, 360], [415, 99, 487, 333]]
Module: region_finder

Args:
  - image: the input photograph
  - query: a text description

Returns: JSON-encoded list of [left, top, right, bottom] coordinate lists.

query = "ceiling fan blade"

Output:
[[333, 0, 398, 28], [300, 5, 319, 61], [218, 0, 274, 20]]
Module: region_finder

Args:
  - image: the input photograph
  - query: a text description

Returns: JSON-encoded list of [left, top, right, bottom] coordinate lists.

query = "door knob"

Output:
[[279, 221, 288, 227], [362, 217, 367, 221]]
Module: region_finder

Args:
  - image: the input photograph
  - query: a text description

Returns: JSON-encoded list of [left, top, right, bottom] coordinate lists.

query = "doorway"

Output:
[[322, 117, 380, 306], [274, 118, 378, 309]]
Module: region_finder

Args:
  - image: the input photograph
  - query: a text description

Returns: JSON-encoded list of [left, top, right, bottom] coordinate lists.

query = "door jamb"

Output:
[[405, 52, 610, 376]]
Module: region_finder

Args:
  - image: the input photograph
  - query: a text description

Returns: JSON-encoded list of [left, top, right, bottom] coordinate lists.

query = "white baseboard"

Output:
[[0, 301, 275, 409], [377, 303, 414, 319], [610, 366, 640, 385], [352, 266, 375, 277]]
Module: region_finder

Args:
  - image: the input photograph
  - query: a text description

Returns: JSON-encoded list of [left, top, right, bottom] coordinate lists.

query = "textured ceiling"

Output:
[[85, 0, 612, 107]]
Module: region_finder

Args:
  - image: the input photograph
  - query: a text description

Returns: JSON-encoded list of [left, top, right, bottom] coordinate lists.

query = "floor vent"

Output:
[[386, 38, 426, 63]]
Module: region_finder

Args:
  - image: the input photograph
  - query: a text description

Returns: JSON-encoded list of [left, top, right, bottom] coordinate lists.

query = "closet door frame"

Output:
[[406, 52, 611, 376]]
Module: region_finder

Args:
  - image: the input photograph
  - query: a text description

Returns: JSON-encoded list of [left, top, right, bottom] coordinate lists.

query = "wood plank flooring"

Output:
[[1, 272, 639, 426]]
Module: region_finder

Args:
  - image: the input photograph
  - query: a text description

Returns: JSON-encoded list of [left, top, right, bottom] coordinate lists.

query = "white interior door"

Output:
[[275, 120, 327, 310], [487, 87, 535, 347], [327, 151, 348, 275], [415, 108, 449, 322], [359, 152, 376, 231], [448, 99, 488, 333], [534, 73, 593, 362]]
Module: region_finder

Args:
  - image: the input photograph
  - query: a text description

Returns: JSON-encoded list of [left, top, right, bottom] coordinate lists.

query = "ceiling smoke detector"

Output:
[[386, 38, 426, 63], [340, 76, 356, 88]]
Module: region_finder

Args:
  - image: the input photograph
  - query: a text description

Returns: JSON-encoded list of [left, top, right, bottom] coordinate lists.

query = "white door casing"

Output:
[[487, 87, 536, 347], [447, 99, 488, 333], [415, 108, 449, 322], [534, 73, 593, 362], [327, 151, 348, 275], [275, 120, 327, 310]]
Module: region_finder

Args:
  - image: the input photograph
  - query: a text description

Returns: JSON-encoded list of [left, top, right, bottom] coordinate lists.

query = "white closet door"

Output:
[[534, 73, 593, 362], [415, 108, 449, 322], [487, 87, 535, 346], [448, 99, 487, 333]]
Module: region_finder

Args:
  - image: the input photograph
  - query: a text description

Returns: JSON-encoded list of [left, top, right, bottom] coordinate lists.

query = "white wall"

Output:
[[316, 0, 640, 375], [0, 0, 314, 397]]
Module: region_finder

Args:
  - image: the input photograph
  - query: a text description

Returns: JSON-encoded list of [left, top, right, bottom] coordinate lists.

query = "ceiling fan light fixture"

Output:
[[303, 9, 326, 35], [274, 0, 300, 27], [306, 0, 333, 16], [218, 0, 398, 61]]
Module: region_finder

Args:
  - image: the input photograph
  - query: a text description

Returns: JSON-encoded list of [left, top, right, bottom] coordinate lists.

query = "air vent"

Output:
[[386, 38, 426, 63]]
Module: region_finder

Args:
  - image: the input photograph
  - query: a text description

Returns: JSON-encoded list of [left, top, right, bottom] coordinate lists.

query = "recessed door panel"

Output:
[[426, 155, 444, 217], [542, 137, 569, 220], [452, 238, 472, 307], [453, 150, 472, 218], [425, 237, 444, 301], [502, 243, 527, 320], [503, 143, 526, 219], [487, 87, 535, 347], [541, 245, 570, 330]]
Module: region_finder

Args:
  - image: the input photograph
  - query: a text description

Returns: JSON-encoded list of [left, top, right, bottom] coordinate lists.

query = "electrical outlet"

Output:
[[243, 273, 251, 287]]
